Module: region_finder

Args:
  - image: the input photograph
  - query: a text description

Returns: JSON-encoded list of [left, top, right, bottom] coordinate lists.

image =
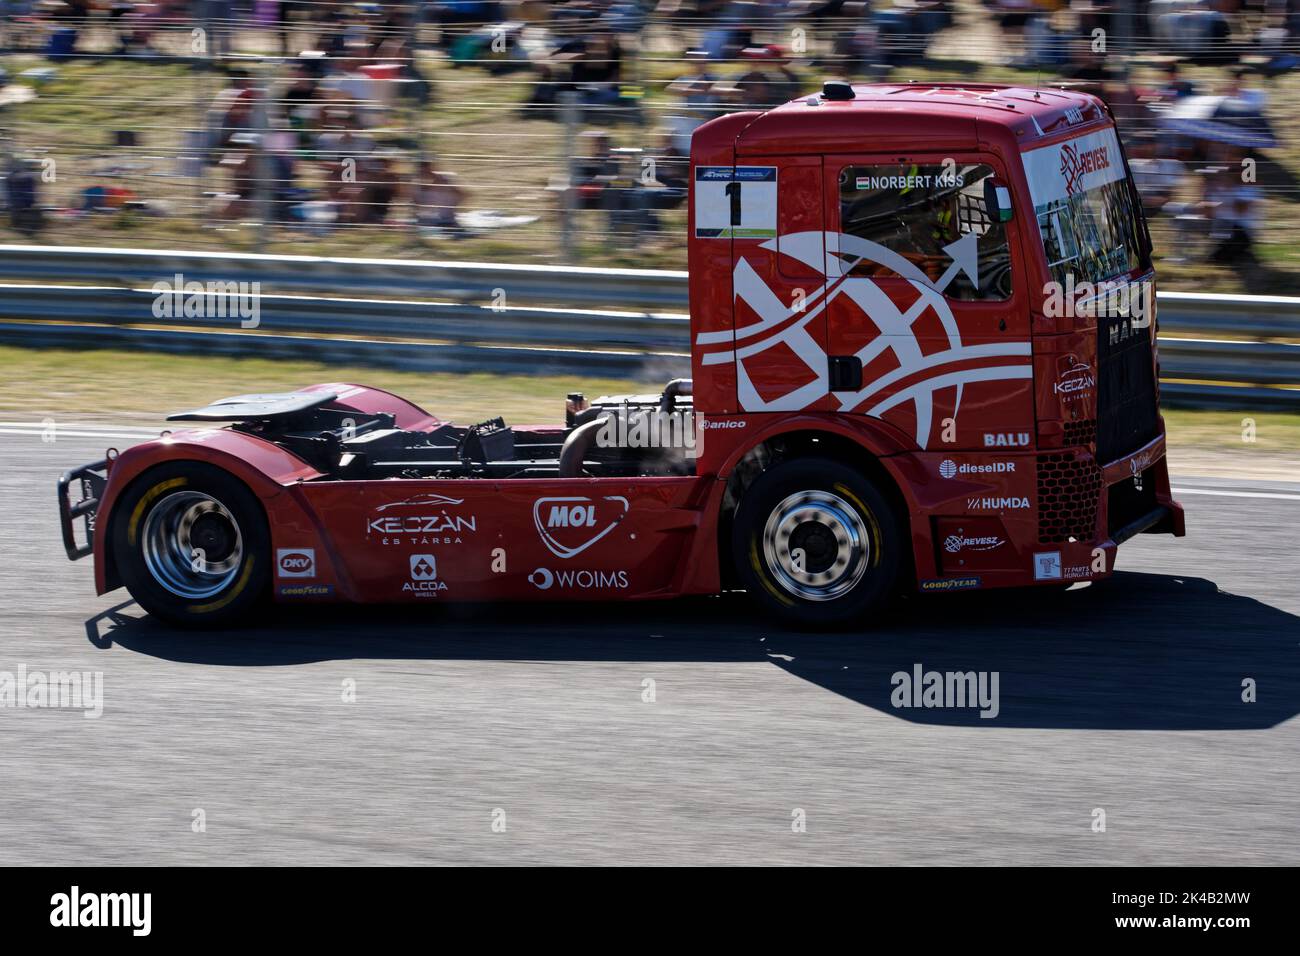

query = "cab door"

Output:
[[704, 156, 832, 413], [818, 154, 1035, 450]]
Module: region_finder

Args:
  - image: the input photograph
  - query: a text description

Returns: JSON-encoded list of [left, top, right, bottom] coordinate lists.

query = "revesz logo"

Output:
[[943, 534, 1004, 553], [533, 496, 629, 559], [276, 548, 315, 578], [50, 886, 151, 936], [1059, 141, 1110, 195]]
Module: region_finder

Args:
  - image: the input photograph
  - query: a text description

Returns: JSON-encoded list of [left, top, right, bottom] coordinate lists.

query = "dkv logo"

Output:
[[533, 496, 629, 559], [276, 548, 315, 578]]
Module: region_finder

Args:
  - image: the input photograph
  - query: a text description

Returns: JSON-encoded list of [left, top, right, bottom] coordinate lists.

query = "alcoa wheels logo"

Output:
[[410, 554, 437, 579], [533, 496, 629, 559], [404, 553, 447, 596]]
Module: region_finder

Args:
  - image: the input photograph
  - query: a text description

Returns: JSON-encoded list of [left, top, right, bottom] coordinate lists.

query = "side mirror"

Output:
[[984, 179, 1014, 223]]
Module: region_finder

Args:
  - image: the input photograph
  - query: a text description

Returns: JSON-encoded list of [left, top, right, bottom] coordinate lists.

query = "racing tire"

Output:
[[732, 458, 903, 629], [111, 462, 270, 626]]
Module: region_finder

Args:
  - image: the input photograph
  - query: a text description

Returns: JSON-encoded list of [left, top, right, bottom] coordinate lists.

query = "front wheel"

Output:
[[111, 462, 270, 626], [731, 458, 904, 628]]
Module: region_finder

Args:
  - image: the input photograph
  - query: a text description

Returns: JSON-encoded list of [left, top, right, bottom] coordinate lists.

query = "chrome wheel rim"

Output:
[[762, 490, 868, 602], [141, 491, 243, 599]]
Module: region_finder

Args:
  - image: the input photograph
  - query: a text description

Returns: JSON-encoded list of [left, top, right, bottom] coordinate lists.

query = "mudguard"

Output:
[[91, 428, 325, 596]]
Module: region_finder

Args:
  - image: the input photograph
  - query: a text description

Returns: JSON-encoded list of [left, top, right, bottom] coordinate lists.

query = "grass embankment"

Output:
[[5, 344, 1296, 478], [0, 344, 659, 426]]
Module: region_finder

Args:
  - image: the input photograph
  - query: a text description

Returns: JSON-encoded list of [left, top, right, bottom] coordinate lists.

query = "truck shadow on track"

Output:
[[86, 570, 1299, 731]]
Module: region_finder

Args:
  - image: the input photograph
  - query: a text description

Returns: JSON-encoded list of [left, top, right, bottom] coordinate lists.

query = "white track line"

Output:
[[1172, 486, 1300, 501], [0, 423, 160, 440], [0, 431, 157, 440], [0, 421, 159, 430], [5, 423, 1300, 500]]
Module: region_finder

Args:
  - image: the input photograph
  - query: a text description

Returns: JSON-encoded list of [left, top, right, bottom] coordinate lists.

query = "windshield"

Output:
[[1022, 127, 1149, 288]]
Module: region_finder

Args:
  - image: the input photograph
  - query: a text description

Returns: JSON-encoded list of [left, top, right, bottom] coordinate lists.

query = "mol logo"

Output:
[[533, 496, 629, 559], [276, 548, 315, 578]]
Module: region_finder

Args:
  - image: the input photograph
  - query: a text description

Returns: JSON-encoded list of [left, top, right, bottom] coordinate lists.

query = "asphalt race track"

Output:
[[2, 430, 1297, 865]]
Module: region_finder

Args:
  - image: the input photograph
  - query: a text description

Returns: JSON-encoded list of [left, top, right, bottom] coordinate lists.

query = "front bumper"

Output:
[[1099, 431, 1185, 542], [57, 459, 109, 560], [1026, 431, 1184, 586]]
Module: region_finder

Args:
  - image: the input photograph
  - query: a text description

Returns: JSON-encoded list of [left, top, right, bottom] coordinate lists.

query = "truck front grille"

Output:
[[1037, 452, 1101, 544], [1096, 315, 1159, 463], [1063, 417, 1096, 449]]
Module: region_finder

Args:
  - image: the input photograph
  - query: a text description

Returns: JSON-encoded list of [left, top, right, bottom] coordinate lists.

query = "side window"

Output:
[[837, 163, 1012, 301]]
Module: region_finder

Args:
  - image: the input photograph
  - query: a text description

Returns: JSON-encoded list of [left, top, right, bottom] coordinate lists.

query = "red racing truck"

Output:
[[59, 82, 1183, 627]]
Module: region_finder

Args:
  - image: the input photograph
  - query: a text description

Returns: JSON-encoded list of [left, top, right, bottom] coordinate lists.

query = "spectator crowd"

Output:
[[0, 0, 1297, 271]]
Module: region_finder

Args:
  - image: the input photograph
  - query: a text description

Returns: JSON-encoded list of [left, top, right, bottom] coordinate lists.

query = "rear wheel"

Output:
[[111, 462, 269, 626], [732, 458, 903, 628]]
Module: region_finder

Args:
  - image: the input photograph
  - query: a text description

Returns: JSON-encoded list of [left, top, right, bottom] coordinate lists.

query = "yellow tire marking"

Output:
[[749, 535, 795, 606], [833, 482, 883, 569], [126, 477, 188, 546], [190, 556, 254, 615]]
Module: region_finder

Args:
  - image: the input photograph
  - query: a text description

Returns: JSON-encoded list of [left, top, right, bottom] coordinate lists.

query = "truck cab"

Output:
[[686, 81, 1183, 616]]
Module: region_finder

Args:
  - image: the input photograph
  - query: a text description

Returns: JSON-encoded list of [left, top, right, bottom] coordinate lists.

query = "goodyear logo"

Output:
[[919, 576, 982, 593]]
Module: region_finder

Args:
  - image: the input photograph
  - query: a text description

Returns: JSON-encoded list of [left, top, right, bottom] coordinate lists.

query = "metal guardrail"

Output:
[[0, 245, 1297, 408], [0, 245, 690, 309]]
